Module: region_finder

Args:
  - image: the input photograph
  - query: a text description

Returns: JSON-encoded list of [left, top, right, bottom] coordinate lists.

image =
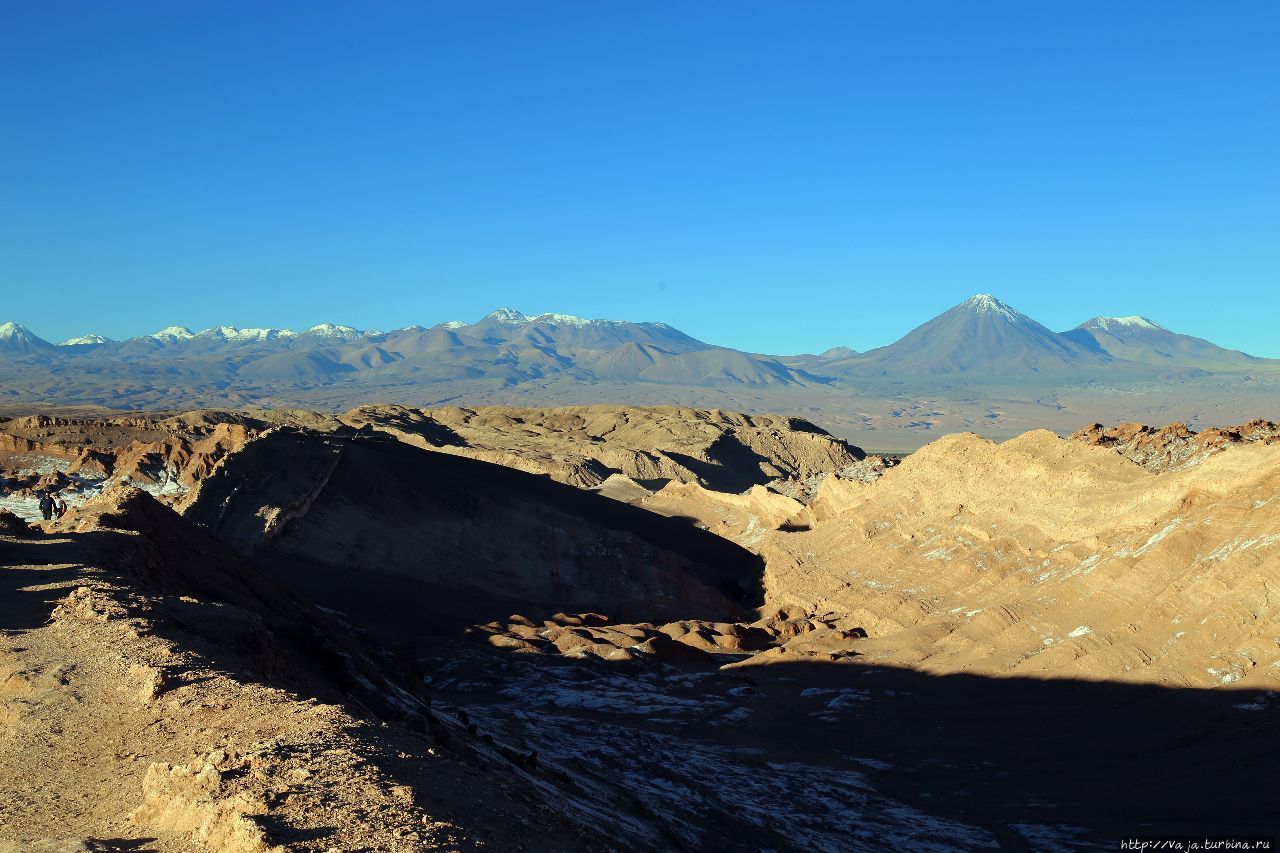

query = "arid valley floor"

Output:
[[0, 405, 1276, 851]]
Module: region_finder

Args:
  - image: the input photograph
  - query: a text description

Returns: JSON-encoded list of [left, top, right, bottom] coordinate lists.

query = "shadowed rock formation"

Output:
[[180, 428, 765, 632]]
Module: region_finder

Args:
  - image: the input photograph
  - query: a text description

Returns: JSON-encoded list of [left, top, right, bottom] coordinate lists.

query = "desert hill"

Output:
[[742, 429, 1280, 686]]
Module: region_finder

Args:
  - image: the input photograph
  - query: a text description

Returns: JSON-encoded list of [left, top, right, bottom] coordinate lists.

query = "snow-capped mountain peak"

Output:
[[959, 294, 1029, 323], [148, 326, 196, 341], [197, 326, 296, 341], [440, 320, 468, 329], [58, 334, 113, 346], [0, 321, 54, 351], [475, 309, 633, 328], [0, 321, 34, 339], [480, 308, 531, 325], [299, 323, 363, 341], [1089, 316, 1166, 332], [530, 312, 627, 327]]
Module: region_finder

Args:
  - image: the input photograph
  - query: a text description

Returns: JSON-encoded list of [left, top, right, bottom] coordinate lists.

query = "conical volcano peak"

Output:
[[959, 294, 1027, 323], [0, 321, 55, 351], [0, 321, 35, 338], [853, 294, 1101, 374]]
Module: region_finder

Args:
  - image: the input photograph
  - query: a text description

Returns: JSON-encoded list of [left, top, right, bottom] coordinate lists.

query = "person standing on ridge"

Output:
[[38, 490, 54, 521]]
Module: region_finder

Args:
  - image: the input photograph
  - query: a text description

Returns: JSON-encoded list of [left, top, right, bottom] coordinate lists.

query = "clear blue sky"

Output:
[[2, 2, 1277, 355]]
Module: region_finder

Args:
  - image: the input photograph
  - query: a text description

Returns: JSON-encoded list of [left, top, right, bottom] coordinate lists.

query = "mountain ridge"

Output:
[[1061, 315, 1262, 369], [2, 297, 1276, 443], [6, 295, 1272, 365]]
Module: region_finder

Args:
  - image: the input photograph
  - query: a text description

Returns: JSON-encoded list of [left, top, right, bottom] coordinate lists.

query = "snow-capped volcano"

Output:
[[0, 321, 55, 353], [852, 294, 1106, 374], [1, 321, 40, 339], [959, 294, 1034, 324]]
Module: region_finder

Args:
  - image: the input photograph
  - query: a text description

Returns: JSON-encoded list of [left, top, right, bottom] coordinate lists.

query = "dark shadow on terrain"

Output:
[[632, 477, 673, 491], [0, 536, 86, 630], [775, 522, 811, 533], [86, 835, 161, 850], [665, 432, 777, 493], [6, 494, 472, 734], [351, 416, 469, 448], [85, 839, 159, 852], [1060, 328, 1111, 355], [757, 662, 1277, 844], [250, 816, 335, 843], [421, 646, 1280, 849], [183, 431, 766, 631]]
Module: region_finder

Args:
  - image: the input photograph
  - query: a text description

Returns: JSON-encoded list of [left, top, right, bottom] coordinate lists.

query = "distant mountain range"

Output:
[[0, 298, 1275, 430], [810, 294, 1263, 377]]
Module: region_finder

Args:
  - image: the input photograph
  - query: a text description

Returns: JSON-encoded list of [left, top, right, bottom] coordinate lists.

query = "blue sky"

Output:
[[2, 2, 1277, 355]]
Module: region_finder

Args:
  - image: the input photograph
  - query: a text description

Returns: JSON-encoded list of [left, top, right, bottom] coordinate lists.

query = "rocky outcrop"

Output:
[[0, 508, 32, 536], [1071, 419, 1280, 472], [0, 414, 261, 503], [130, 755, 277, 853]]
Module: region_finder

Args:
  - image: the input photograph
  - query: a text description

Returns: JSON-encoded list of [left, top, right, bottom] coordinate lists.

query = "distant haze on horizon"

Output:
[[3, 3, 1277, 357]]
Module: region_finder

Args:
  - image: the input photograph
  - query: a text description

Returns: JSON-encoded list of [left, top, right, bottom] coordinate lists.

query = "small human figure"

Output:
[[54, 496, 68, 519], [38, 490, 54, 521]]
